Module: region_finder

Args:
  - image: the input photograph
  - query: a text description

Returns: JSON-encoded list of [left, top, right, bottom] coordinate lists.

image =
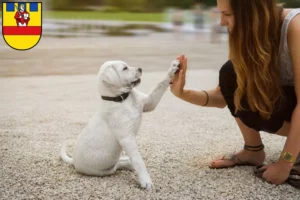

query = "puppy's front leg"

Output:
[[143, 60, 179, 112], [119, 136, 153, 189]]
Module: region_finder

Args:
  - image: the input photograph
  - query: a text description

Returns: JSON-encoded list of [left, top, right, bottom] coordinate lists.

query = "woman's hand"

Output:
[[170, 54, 187, 98], [259, 161, 293, 185]]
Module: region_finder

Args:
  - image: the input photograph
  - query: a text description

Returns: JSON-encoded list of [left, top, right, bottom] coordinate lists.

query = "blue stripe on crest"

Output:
[[6, 3, 15, 12], [30, 2, 38, 12]]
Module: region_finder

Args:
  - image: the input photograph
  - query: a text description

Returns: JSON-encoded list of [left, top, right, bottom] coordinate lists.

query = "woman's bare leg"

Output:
[[210, 118, 265, 168]]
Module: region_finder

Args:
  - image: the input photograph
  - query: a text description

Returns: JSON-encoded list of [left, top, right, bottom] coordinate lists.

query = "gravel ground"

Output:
[[1, 33, 299, 200]]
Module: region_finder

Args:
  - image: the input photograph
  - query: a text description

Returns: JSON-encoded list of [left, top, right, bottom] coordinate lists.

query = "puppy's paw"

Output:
[[168, 60, 180, 78], [140, 180, 153, 190], [139, 177, 153, 190]]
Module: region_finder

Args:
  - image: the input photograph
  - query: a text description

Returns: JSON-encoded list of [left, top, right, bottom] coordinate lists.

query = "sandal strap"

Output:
[[244, 144, 264, 152]]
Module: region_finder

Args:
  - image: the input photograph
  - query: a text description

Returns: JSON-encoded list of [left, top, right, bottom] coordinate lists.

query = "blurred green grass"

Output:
[[43, 11, 164, 22]]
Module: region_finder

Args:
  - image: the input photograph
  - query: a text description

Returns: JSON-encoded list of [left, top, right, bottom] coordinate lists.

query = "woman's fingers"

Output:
[[182, 56, 187, 75], [177, 70, 184, 84], [176, 54, 184, 61], [175, 54, 186, 79]]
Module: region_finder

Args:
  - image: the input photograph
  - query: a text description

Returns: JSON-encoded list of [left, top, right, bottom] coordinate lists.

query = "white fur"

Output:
[[60, 60, 179, 189]]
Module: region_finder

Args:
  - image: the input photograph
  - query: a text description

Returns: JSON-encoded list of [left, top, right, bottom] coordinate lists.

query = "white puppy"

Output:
[[60, 60, 179, 189]]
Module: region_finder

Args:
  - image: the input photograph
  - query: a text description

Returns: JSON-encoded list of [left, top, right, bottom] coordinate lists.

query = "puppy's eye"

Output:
[[123, 67, 128, 71]]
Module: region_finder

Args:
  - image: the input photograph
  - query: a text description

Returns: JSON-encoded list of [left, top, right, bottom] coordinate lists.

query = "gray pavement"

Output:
[[0, 33, 228, 76]]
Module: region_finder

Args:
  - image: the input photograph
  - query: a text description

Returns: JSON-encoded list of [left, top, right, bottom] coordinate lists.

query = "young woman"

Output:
[[171, 0, 300, 186]]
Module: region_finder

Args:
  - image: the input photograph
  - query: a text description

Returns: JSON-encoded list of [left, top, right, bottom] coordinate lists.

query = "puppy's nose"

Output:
[[138, 68, 142, 73]]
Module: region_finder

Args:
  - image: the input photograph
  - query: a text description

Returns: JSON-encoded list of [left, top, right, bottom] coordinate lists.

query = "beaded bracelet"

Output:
[[202, 90, 209, 106]]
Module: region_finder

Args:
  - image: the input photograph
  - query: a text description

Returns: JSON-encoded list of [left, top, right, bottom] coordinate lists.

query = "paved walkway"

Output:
[[0, 33, 228, 76]]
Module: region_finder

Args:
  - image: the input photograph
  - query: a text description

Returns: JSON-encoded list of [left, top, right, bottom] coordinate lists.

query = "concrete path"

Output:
[[0, 33, 228, 76]]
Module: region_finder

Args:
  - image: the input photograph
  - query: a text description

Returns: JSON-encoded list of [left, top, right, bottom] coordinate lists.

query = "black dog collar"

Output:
[[101, 92, 129, 102]]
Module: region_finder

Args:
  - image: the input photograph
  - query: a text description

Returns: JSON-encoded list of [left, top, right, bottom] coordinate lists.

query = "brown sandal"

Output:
[[253, 155, 300, 189], [209, 144, 265, 169]]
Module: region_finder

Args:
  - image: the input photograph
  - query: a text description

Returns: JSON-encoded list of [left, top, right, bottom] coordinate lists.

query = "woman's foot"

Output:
[[209, 148, 266, 168]]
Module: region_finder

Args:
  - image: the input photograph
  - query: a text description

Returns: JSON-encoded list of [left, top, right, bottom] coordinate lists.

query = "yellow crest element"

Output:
[[2, 2, 42, 50]]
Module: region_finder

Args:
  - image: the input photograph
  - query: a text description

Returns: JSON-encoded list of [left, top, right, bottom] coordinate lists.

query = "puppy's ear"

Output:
[[101, 65, 119, 86]]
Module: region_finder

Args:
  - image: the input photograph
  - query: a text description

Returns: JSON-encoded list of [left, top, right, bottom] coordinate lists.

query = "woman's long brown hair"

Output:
[[229, 0, 283, 120]]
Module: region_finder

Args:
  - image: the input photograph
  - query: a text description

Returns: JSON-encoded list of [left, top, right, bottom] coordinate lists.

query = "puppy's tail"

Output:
[[60, 141, 74, 165]]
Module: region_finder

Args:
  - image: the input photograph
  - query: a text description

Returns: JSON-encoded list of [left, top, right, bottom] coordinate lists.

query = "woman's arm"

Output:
[[280, 14, 300, 165], [171, 55, 227, 109], [178, 86, 227, 108]]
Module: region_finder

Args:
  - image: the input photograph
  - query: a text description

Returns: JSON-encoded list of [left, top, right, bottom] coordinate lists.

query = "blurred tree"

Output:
[[50, 0, 102, 10], [104, 0, 209, 11], [144, 0, 166, 12], [201, 0, 217, 7], [164, 0, 195, 9], [280, 0, 300, 8], [49, 0, 300, 11], [50, 0, 71, 10], [104, 0, 147, 11], [193, 0, 300, 8]]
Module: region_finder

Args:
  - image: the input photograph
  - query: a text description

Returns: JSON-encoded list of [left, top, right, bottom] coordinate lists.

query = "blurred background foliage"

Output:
[[0, 0, 298, 12], [0, 0, 300, 13], [48, 0, 300, 12], [282, 0, 300, 7]]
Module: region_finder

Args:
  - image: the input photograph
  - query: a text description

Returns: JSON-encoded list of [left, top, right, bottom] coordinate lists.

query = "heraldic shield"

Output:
[[2, 2, 42, 50]]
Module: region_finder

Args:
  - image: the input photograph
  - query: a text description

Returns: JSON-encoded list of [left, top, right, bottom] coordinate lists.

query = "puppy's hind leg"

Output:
[[98, 158, 133, 175], [116, 156, 134, 171], [99, 167, 118, 176], [83, 165, 118, 177]]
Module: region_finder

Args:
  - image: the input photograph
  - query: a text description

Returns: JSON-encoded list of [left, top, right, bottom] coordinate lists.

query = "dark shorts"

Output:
[[219, 60, 297, 133]]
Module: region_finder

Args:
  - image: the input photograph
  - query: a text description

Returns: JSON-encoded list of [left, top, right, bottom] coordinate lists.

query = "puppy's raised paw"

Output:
[[168, 60, 180, 78]]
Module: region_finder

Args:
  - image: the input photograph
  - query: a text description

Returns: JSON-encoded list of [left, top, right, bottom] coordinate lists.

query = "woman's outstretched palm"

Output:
[[170, 55, 187, 97]]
